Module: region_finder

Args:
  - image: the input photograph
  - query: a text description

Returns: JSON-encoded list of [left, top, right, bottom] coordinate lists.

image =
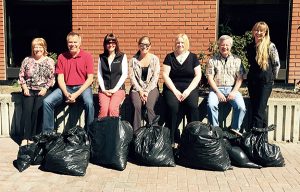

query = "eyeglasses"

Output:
[[139, 43, 151, 48]]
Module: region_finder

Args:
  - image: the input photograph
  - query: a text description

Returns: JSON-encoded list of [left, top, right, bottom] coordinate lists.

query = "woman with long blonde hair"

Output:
[[246, 21, 280, 129]]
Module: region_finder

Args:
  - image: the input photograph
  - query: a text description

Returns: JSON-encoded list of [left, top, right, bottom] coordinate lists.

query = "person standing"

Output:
[[246, 21, 280, 129], [129, 36, 160, 131], [162, 34, 201, 147], [98, 33, 128, 118], [18, 38, 55, 146], [43, 32, 95, 133], [206, 35, 246, 135]]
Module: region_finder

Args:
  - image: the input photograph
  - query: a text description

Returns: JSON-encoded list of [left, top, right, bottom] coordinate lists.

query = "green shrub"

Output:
[[48, 52, 58, 64], [204, 31, 252, 71]]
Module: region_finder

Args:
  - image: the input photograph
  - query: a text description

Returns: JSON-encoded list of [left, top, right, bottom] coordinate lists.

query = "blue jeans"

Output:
[[43, 86, 94, 132], [207, 87, 246, 131]]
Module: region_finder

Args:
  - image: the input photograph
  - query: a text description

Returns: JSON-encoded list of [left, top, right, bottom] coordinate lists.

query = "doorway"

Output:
[[218, 0, 292, 81], [5, 0, 72, 79]]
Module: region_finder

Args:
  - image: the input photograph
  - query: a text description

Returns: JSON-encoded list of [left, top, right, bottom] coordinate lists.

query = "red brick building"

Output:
[[0, 0, 299, 84]]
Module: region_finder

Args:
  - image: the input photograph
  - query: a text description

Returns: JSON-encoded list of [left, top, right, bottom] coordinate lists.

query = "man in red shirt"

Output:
[[43, 32, 95, 132]]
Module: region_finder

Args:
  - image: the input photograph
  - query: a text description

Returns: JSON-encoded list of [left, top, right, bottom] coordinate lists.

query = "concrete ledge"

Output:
[[1, 93, 300, 142]]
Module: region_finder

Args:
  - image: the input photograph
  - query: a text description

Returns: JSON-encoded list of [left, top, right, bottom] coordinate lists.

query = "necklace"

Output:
[[176, 51, 187, 64]]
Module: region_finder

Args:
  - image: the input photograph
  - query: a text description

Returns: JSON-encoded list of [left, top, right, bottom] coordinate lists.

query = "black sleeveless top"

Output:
[[141, 66, 148, 81]]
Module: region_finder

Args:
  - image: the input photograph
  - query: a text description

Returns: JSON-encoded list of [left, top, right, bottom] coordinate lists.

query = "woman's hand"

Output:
[[21, 84, 30, 96], [181, 89, 191, 101], [139, 90, 148, 104], [173, 89, 183, 101], [103, 90, 113, 97], [38, 88, 47, 96], [23, 88, 30, 96]]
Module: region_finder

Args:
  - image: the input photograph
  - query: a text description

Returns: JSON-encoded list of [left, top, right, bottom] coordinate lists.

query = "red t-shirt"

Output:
[[56, 50, 94, 85]]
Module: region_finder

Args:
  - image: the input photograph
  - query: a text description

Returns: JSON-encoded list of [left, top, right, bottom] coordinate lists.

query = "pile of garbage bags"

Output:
[[15, 126, 90, 176], [14, 118, 285, 176], [176, 121, 284, 170]]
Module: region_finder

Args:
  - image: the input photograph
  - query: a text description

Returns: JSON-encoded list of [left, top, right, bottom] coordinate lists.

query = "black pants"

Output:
[[20, 89, 50, 140], [248, 81, 272, 128], [163, 88, 199, 145]]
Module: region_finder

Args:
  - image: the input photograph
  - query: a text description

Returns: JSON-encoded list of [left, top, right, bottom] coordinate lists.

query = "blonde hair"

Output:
[[31, 38, 48, 56], [252, 21, 270, 71], [175, 34, 190, 52]]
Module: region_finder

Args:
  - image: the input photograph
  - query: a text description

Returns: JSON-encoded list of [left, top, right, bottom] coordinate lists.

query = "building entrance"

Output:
[[5, 0, 72, 79]]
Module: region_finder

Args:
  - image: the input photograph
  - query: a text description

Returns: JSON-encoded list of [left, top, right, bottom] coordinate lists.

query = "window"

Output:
[[5, 0, 72, 78]]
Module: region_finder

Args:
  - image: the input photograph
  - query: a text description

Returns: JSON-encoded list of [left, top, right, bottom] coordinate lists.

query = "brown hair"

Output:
[[103, 33, 120, 55]]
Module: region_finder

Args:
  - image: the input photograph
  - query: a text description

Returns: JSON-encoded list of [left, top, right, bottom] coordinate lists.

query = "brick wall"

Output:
[[0, 1, 298, 83], [72, 0, 217, 88], [0, 0, 5, 80], [289, 0, 300, 84]]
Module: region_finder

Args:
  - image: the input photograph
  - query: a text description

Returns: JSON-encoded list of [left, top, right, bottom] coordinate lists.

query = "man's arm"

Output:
[[57, 74, 69, 98], [232, 75, 243, 92], [207, 74, 227, 102], [227, 74, 243, 101], [227, 58, 244, 101], [207, 75, 219, 93]]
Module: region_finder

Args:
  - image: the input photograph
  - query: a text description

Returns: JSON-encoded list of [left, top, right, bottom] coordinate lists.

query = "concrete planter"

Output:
[[1, 93, 299, 143]]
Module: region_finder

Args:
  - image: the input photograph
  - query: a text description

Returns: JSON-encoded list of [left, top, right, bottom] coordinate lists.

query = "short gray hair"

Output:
[[218, 35, 233, 46]]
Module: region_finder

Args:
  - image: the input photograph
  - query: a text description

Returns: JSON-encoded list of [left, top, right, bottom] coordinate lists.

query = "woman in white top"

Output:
[[98, 33, 128, 118]]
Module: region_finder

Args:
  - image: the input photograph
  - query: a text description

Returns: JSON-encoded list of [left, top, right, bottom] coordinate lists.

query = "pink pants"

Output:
[[98, 90, 125, 118]]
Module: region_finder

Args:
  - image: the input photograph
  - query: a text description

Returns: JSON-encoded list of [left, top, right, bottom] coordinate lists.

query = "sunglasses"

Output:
[[139, 43, 151, 48], [106, 40, 116, 45]]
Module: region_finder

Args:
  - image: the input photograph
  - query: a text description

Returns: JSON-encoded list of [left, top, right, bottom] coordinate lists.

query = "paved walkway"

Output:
[[0, 138, 300, 192]]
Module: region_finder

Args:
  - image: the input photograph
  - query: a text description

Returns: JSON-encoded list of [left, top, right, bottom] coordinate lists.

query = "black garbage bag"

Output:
[[42, 126, 90, 176], [14, 132, 57, 172], [241, 125, 285, 167], [89, 117, 133, 171], [133, 115, 175, 167], [178, 121, 231, 171], [223, 139, 262, 169], [14, 143, 40, 172]]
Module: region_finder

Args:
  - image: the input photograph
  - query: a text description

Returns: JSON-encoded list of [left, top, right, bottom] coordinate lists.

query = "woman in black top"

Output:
[[162, 34, 201, 147], [98, 33, 128, 118], [246, 21, 280, 129]]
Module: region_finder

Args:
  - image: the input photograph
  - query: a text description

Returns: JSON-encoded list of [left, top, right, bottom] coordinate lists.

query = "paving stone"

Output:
[[1, 138, 300, 191]]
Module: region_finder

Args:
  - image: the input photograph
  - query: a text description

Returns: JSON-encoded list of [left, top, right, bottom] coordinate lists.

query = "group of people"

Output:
[[18, 21, 280, 150]]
